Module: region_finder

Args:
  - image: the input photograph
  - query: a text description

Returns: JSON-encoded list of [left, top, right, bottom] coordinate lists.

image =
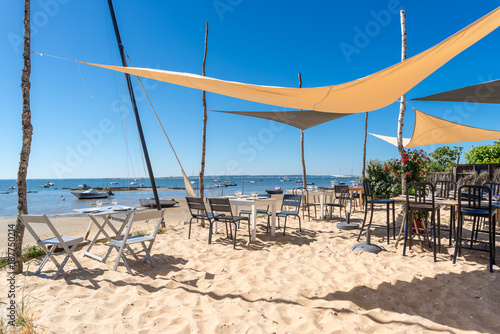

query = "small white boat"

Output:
[[139, 198, 178, 208], [72, 189, 114, 199], [110, 181, 119, 185], [130, 181, 138, 185]]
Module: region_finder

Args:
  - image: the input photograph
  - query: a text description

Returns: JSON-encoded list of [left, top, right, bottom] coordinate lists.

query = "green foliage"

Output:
[[427, 146, 463, 172], [365, 159, 400, 198], [385, 149, 430, 183], [465, 141, 500, 164], [133, 230, 149, 236], [22, 245, 45, 259]]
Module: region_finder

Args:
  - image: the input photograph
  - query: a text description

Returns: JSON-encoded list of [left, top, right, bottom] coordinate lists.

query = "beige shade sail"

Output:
[[212, 110, 351, 130], [406, 108, 500, 147], [82, 6, 500, 114], [413, 79, 500, 103]]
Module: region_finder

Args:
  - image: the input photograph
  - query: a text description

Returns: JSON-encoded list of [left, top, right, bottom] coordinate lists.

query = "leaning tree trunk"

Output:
[[298, 73, 307, 189], [397, 10, 407, 194], [199, 22, 209, 198], [362, 112, 368, 179], [14, 0, 33, 274]]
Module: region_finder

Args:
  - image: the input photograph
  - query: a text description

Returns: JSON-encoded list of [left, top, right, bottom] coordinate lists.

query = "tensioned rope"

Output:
[[126, 56, 187, 173], [32, 50, 194, 194], [32, 51, 94, 99]]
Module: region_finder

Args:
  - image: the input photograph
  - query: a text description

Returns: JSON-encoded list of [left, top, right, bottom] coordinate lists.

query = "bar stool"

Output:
[[403, 182, 439, 262], [357, 179, 396, 244], [434, 180, 457, 246], [453, 185, 496, 272]]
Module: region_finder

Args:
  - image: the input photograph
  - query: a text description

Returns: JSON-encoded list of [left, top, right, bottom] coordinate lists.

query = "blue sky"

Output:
[[1, 0, 500, 179]]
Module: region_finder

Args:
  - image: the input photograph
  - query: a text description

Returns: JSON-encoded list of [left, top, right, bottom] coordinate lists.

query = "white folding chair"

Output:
[[110, 209, 165, 275], [18, 214, 84, 279]]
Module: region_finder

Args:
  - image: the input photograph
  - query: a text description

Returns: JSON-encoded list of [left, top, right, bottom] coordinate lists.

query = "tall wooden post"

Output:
[[200, 22, 209, 198], [14, 0, 33, 274], [397, 10, 407, 193], [299, 73, 307, 189], [362, 112, 368, 179]]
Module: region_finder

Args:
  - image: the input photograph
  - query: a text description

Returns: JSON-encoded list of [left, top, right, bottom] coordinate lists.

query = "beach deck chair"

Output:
[[18, 214, 84, 279], [110, 209, 165, 275]]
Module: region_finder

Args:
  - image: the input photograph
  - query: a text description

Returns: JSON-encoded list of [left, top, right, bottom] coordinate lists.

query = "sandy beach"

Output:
[[1, 196, 500, 333]]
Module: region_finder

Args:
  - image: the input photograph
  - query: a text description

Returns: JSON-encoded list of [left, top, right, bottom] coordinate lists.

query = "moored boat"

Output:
[[265, 187, 283, 194], [72, 189, 114, 199], [139, 198, 178, 208]]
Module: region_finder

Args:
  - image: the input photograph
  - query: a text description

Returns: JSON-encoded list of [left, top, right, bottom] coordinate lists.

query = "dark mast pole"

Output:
[[107, 0, 161, 210]]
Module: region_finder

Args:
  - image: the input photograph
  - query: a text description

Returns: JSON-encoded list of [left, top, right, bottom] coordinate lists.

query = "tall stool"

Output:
[[357, 180, 396, 244], [453, 185, 496, 272], [403, 182, 439, 262]]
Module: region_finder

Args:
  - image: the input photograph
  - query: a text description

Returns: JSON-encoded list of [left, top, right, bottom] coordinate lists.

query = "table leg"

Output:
[[320, 195, 325, 220], [395, 208, 407, 248], [271, 202, 276, 237], [251, 204, 257, 242]]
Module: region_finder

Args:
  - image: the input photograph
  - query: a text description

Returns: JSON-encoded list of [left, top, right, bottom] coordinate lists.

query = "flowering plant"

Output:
[[384, 149, 430, 183]]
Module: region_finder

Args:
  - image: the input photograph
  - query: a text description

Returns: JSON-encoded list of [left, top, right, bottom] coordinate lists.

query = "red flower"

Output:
[[407, 172, 411, 175]]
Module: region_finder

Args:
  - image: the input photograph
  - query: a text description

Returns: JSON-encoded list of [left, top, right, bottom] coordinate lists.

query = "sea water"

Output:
[[0, 175, 357, 218]]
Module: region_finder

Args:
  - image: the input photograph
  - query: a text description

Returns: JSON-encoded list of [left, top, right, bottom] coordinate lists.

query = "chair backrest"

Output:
[[186, 196, 209, 217], [281, 194, 302, 213], [121, 209, 165, 244], [406, 182, 435, 209], [208, 197, 234, 218], [293, 188, 310, 205], [434, 180, 457, 199], [459, 185, 492, 211], [18, 214, 67, 245], [334, 185, 349, 198], [362, 179, 373, 200], [483, 182, 500, 196]]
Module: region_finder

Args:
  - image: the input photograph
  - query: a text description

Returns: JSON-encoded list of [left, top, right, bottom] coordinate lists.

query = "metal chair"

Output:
[[268, 194, 302, 235], [434, 180, 457, 246], [325, 185, 350, 220], [293, 188, 318, 220], [239, 194, 271, 218], [453, 185, 496, 272], [403, 182, 439, 262], [208, 197, 250, 248], [357, 180, 396, 244], [19, 214, 84, 279], [186, 196, 220, 242]]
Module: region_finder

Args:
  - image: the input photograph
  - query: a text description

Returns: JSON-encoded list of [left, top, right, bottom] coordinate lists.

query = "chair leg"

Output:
[[453, 214, 463, 264], [208, 220, 214, 244], [392, 202, 396, 240], [141, 241, 155, 268], [247, 219, 251, 242], [233, 223, 237, 249], [432, 211, 437, 262], [283, 217, 287, 236], [386, 203, 390, 245], [298, 215, 301, 232], [403, 210, 410, 256], [188, 217, 193, 239], [357, 203, 369, 241]]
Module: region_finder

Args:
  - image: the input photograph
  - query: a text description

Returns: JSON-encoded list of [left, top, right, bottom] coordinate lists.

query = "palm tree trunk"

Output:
[[397, 10, 407, 194], [199, 22, 209, 198], [14, 0, 33, 274], [362, 112, 368, 179]]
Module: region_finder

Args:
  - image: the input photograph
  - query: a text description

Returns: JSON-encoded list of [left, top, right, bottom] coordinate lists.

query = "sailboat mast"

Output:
[[107, 0, 161, 210]]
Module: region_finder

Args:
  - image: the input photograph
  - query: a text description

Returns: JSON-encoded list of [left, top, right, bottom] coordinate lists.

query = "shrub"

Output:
[[22, 245, 45, 259], [465, 141, 500, 164], [427, 146, 463, 172], [365, 159, 400, 198], [385, 149, 430, 184]]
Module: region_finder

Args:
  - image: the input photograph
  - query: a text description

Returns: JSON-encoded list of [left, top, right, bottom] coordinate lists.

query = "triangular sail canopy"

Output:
[[212, 110, 350, 130], [413, 79, 500, 103], [83, 6, 500, 114], [369, 133, 411, 147], [406, 108, 500, 147]]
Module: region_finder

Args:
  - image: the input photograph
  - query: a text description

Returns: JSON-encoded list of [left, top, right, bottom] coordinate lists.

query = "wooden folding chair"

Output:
[[109, 209, 165, 275], [18, 214, 84, 279]]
